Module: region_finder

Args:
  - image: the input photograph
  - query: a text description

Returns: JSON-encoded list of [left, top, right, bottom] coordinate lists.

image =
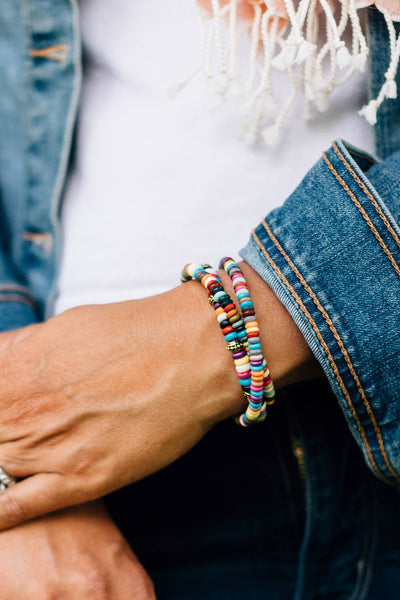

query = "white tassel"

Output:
[[318, 0, 353, 70], [305, 81, 316, 100], [173, 0, 400, 144], [226, 80, 241, 97], [210, 0, 227, 76], [382, 77, 398, 99], [227, 0, 239, 79], [303, 98, 313, 119], [271, 46, 292, 71], [263, 93, 277, 118], [272, 39, 298, 69], [352, 49, 368, 72], [242, 119, 259, 145], [296, 38, 317, 63], [348, 0, 369, 69], [359, 100, 378, 125], [315, 88, 331, 111], [262, 123, 282, 146], [243, 2, 263, 94], [216, 73, 230, 95], [336, 42, 353, 68]]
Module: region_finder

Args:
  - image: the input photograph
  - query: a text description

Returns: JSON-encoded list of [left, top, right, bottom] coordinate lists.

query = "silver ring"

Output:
[[0, 466, 17, 492]]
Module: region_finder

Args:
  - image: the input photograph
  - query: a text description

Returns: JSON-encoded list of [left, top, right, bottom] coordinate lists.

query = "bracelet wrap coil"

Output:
[[181, 258, 276, 426]]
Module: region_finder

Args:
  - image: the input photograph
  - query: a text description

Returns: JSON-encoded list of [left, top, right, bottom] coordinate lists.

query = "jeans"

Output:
[[106, 379, 400, 599]]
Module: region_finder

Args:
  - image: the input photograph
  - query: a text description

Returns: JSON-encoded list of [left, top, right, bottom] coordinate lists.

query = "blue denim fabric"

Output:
[[106, 380, 400, 599], [241, 139, 400, 488], [368, 9, 400, 160], [0, 0, 80, 324]]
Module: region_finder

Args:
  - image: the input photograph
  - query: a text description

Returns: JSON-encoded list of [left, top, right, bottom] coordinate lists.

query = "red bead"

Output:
[[222, 325, 234, 335], [224, 303, 236, 313], [247, 331, 259, 338]]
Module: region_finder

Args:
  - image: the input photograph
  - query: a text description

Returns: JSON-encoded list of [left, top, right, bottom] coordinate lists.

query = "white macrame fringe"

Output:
[[172, 0, 400, 145], [359, 7, 400, 125]]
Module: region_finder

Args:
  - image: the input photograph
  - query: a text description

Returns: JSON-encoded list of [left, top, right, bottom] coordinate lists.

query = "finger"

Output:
[[0, 473, 73, 530]]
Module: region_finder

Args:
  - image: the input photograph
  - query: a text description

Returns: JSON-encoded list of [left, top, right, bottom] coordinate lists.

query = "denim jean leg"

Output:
[[106, 384, 308, 600]]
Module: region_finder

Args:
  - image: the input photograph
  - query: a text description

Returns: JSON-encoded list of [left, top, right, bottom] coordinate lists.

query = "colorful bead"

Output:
[[181, 263, 251, 400], [220, 257, 276, 427], [181, 260, 276, 428]]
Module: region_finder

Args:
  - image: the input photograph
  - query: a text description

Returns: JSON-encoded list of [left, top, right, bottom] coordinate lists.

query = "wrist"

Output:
[[174, 280, 247, 424], [188, 260, 323, 420]]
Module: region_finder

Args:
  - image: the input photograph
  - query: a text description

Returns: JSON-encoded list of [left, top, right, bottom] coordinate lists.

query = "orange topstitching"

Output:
[[333, 141, 400, 252], [346, 148, 377, 165], [261, 213, 400, 485], [30, 44, 67, 62], [323, 153, 400, 280], [252, 228, 384, 482]]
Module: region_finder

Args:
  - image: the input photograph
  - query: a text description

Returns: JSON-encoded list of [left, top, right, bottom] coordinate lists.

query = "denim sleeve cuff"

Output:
[[241, 139, 400, 488]]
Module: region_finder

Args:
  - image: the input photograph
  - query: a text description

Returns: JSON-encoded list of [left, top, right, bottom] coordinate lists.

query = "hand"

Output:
[[0, 501, 155, 599], [0, 264, 318, 529]]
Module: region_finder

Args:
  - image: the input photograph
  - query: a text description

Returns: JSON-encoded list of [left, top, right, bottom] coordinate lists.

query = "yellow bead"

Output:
[[234, 356, 250, 366]]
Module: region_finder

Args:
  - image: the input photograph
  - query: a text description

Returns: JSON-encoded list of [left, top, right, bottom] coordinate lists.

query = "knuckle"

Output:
[[21, 580, 64, 600], [0, 491, 29, 526], [42, 583, 64, 600], [72, 561, 110, 598]]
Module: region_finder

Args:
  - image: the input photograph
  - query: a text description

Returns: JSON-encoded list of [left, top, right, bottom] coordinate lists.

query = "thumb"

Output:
[[0, 473, 72, 530]]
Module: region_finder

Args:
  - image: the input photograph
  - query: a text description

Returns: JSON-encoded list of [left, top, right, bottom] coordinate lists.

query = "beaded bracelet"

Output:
[[220, 257, 276, 426], [181, 264, 252, 400], [181, 260, 276, 426]]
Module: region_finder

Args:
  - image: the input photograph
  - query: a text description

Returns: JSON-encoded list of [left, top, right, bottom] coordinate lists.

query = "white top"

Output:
[[55, 0, 374, 313]]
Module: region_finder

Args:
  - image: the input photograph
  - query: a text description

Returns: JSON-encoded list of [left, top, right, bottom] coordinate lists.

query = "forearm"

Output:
[[155, 263, 323, 427]]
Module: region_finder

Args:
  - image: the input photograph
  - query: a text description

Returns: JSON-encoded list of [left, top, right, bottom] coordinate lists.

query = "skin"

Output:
[[0, 501, 155, 600], [0, 262, 322, 530]]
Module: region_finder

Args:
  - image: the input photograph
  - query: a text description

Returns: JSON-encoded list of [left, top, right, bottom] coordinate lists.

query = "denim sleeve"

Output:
[[240, 139, 400, 488]]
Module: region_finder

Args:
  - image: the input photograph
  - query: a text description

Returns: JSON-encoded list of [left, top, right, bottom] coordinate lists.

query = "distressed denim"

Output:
[[0, 0, 81, 323], [2, 2, 400, 599]]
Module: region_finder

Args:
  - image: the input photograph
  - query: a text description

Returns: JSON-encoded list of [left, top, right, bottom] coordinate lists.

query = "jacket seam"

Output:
[[0, 294, 36, 308], [323, 153, 400, 279], [258, 218, 400, 485], [333, 141, 400, 252], [252, 228, 384, 483], [0, 284, 32, 295], [346, 148, 377, 165]]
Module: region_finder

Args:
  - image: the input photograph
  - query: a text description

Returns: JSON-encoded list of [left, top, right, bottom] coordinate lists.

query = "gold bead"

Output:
[[227, 340, 243, 352], [208, 295, 215, 306]]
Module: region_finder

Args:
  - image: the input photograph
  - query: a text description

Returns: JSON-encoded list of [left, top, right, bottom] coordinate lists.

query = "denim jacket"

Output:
[[1, 1, 400, 488]]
